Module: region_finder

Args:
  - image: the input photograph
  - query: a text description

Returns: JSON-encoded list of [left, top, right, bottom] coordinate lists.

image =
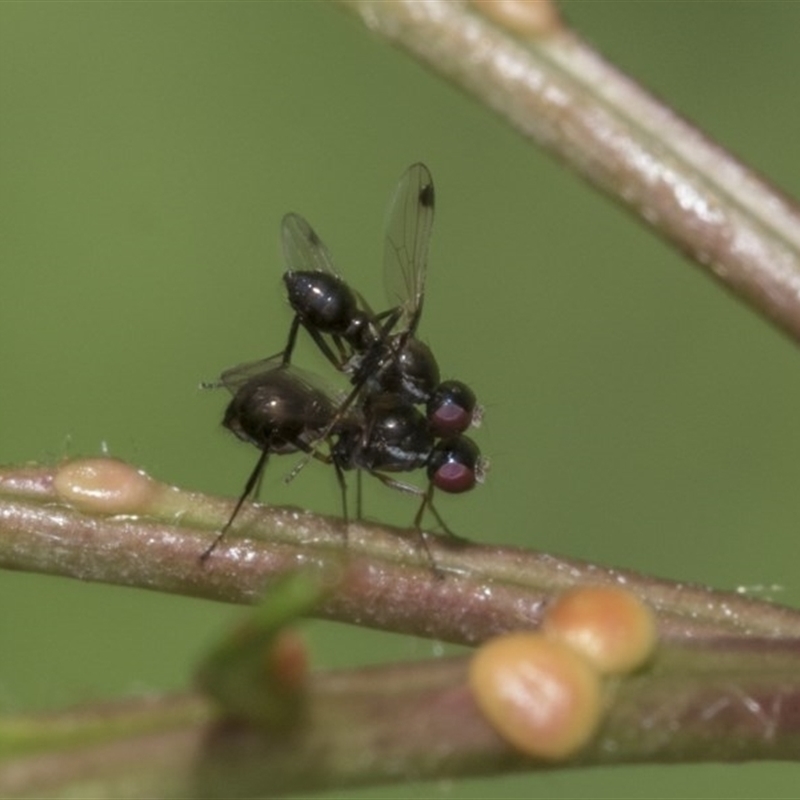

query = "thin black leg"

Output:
[[200, 447, 271, 562]]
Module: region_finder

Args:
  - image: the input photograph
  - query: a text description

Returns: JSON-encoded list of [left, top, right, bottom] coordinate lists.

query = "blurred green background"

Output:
[[2, 2, 799, 797]]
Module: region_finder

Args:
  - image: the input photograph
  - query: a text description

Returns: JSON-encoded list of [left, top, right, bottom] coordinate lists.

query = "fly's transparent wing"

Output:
[[382, 163, 435, 335], [220, 354, 344, 405], [281, 212, 339, 276], [219, 355, 285, 394]]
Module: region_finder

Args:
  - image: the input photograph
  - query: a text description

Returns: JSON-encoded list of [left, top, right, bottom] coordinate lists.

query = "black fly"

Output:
[[281, 164, 481, 457]]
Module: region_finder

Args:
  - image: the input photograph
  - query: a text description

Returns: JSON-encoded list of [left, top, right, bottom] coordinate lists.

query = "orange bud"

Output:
[[471, 0, 562, 37], [54, 458, 161, 516], [543, 585, 657, 675], [469, 633, 602, 760]]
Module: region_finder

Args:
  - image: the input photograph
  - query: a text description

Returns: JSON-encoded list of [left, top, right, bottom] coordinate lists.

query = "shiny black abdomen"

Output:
[[224, 370, 334, 454], [284, 271, 359, 335]]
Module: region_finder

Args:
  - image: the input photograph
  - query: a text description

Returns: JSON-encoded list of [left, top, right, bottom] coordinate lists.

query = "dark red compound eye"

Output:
[[427, 380, 477, 436], [430, 401, 472, 438], [427, 435, 482, 494], [434, 460, 476, 493]]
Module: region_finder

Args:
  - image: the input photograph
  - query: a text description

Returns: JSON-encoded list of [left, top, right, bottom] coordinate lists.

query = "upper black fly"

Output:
[[281, 163, 481, 440]]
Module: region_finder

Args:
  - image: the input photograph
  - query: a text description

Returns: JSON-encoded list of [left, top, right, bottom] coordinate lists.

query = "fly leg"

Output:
[[200, 446, 271, 562], [366, 472, 440, 569]]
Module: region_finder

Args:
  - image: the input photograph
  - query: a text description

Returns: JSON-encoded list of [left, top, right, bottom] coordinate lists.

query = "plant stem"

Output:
[[2, 461, 800, 644], [3, 640, 800, 798], [338, 0, 800, 343]]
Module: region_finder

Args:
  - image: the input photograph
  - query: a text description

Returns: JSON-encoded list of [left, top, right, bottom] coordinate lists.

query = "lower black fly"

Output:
[[202, 359, 485, 561]]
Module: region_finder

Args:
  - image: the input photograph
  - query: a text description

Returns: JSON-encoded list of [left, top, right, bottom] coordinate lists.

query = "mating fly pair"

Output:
[[201, 164, 485, 560]]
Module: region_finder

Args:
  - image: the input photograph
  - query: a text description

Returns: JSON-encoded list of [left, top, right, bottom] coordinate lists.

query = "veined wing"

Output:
[[382, 163, 435, 336], [281, 212, 339, 276], [218, 354, 342, 402], [218, 354, 285, 394]]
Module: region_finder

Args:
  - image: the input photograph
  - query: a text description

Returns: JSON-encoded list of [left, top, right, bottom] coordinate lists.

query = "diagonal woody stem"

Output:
[[2, 461, 800, 645], [338, 0, 800, 342]]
